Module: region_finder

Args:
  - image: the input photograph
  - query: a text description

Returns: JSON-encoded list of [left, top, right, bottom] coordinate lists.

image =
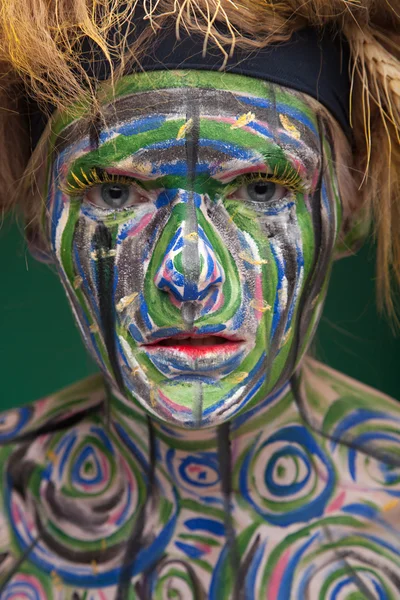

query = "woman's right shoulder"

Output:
[[0, 373, 107, 587], [0, 373, 106, 448]]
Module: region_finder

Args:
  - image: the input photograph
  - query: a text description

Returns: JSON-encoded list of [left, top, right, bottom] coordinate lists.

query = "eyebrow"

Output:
[[58, 90, 321, 196], [63, 146, 314, 201]]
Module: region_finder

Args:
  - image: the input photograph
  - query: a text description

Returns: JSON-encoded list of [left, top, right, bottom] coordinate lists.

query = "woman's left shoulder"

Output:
[[300, 355, 400, 426]]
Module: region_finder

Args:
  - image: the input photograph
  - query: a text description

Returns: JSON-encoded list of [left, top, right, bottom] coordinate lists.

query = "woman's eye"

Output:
[[229, 178, 288, 204], [85, 182, 147, 209], [247, 180, 277, 202]]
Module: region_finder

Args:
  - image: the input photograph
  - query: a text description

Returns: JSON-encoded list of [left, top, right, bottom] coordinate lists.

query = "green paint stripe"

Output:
[[51, 70, 318, 137]]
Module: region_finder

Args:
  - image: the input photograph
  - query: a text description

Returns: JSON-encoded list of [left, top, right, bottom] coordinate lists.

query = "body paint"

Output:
[[4, 72, 397, 600], [2, 363, 400, 597], [46, 73, 337, 428]]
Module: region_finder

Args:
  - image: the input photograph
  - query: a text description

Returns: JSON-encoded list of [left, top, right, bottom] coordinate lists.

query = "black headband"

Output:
[[29, 26, 352, 148]]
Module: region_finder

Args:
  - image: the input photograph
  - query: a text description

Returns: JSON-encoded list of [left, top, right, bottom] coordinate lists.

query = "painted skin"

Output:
[[1, 72, 400, 599], [46, 71, 338, 428]]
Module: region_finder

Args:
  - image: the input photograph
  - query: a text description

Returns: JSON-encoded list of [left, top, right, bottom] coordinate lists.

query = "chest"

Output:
[[2, 472, 400, 599], [2, 419, 400, 599]]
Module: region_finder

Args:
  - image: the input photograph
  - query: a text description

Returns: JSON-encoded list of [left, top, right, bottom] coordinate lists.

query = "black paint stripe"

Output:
[[116, 416, 156, 598], [93, 222, 125, 392], [0, 536, 41, 595], [217, 421, 241, 593]]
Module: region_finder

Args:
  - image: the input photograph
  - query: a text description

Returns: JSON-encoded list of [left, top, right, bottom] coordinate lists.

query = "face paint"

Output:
[[45, 71, 341, 427]]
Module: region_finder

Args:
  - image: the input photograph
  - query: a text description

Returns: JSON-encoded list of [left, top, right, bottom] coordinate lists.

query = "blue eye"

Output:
[[246, 181, 277, 202], [101, 183, 131, 208]]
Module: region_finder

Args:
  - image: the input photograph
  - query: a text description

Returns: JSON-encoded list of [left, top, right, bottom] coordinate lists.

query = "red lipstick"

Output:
[[143, 335, 244, 358]]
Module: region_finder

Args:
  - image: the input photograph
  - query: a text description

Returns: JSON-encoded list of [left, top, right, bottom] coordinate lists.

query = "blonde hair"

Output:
[[1, 0, 400, 314]]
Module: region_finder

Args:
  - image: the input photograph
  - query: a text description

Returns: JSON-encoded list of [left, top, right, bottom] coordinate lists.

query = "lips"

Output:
[[142, 335, 244, 358]]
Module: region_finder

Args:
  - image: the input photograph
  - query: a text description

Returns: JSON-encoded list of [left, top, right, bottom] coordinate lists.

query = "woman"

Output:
[[1, 1, 400, 598]]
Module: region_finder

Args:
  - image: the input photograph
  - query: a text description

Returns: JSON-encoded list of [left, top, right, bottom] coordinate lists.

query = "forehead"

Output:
[[52, 71, 322, 159]]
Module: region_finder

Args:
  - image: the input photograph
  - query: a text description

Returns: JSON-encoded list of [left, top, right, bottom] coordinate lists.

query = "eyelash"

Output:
[[226, 164, 304, 196], [63, 164, 304, 199], [63, 168, 138, 197]]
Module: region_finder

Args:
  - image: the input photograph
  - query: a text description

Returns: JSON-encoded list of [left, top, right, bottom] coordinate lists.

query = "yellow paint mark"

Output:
[[239, 251, 268, 266], [89, 323, 99, 333], [131, 366, 140, 376], [227, 208, 240, 224], [232, 372, 248, 383], [46, 450, 57, 463], [279, 114, 301, 140], [92, 560, 98, 574], [383, 499, 399, 512], [131, 158, 153, 176], [101, 538, 107, 550], [51, 571, 62, 589], [250, 299, 272, 313], [116, 292, 139, 313], [73, 275, 83, 289], [184, 231, 198, 242], [90, 249, 117, 261], [231, 112, 255, 130], [177, 118, 194, 140]]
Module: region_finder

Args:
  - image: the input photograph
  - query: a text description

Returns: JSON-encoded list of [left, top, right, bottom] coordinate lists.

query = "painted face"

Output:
[[45, 71, 341, 427]]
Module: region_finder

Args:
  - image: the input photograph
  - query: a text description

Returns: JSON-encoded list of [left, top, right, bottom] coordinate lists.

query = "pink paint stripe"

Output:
[[326, 490, 346, 513], [127, 212, 154, 237], [15, 574, 47, 598], [211, 291, 224, 313], [196, 543, 212, 554], [268, 549, 291, 600], [106, 167, 156, 181], [158, 390, 192, 414], [217, 163, 269, 182]]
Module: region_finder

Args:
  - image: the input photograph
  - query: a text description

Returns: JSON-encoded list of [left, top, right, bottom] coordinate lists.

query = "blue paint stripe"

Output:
[[269, 241, 284, 339], [237, 95, 319, 136], [184, 518, 225, 536], [99, 115, 167, 143], [175, 540, 206, 559]]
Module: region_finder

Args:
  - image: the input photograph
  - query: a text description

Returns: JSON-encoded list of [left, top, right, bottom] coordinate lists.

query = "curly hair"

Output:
[[1, 0, 400, 314]]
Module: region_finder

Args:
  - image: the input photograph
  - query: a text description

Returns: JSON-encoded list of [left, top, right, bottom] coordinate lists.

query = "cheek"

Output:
[[251, 197, 325, 360]]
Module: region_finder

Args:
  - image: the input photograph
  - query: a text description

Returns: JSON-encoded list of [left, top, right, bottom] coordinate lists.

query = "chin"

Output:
[[117, 365, 275, 428]]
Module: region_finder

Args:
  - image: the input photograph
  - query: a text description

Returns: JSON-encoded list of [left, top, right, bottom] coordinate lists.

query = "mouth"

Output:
[[142, 335, 245, 358]]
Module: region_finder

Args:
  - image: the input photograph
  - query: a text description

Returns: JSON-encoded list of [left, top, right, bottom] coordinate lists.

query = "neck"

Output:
[[108, 377, 298, 500]]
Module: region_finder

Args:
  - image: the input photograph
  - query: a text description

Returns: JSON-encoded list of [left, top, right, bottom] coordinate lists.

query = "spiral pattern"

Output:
[[5, 418, 178, 588], [263, 520, 400, 600], [166, 449, 221, 499], [135, 557, 206, 600], [1, 572, 50, 600], [238, 424, 336, 526], [330, 407, 400, 493]]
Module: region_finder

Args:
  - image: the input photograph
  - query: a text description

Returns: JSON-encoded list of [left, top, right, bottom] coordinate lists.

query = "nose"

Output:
[[154, 224, 225, 302]]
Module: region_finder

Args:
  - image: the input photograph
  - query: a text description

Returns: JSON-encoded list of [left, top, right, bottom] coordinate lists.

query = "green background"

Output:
[[0, 217, 398, 411]]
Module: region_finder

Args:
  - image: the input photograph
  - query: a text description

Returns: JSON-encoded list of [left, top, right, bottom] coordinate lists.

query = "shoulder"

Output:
[[298, 356, 400, 478], [0, 373, 106, 447], [299, 355, 400, 423], [0, 375, 107, 589]]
